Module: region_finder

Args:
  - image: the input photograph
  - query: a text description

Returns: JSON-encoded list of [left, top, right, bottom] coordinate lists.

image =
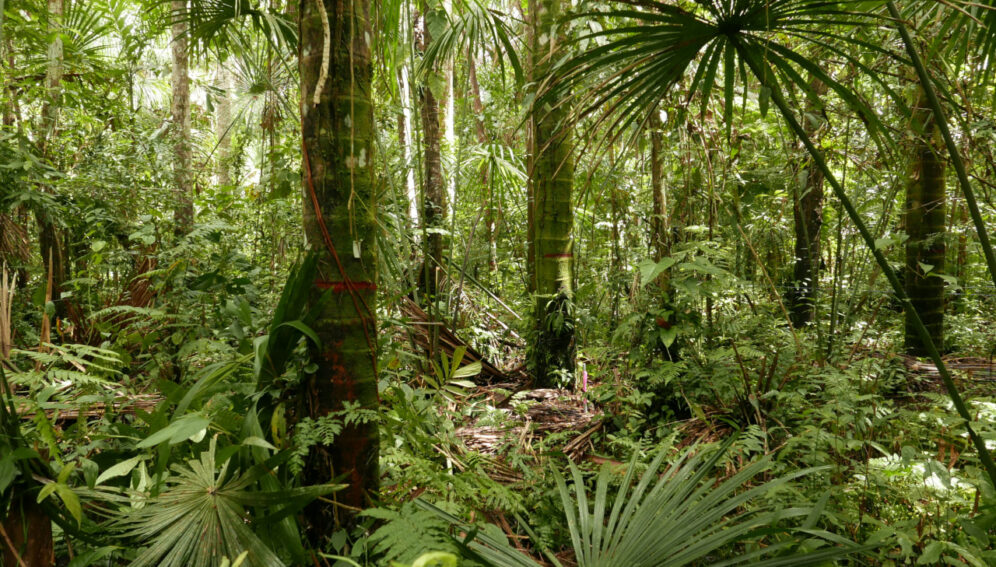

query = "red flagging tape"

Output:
[[542, 253, 574, 258], [315, 280, 378, 292]]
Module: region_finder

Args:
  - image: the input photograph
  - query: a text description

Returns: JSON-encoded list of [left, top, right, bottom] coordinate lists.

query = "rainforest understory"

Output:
[[4, 1, 996, 566]]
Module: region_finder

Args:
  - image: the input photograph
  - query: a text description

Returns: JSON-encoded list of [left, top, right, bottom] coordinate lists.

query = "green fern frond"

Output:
[[362, 503, 459, 564], [91, 305, 167, 320]]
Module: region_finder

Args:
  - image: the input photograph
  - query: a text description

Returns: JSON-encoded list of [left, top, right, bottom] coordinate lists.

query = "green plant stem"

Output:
[[735, 41, 996, 488], [886, 1, 996, 296]]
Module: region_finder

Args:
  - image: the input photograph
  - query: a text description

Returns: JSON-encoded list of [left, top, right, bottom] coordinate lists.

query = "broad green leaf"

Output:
[[276, 320, 321, 347], [242, 436, 276, 451], [452, 361, 482, 379], [56, 484, 82, 524], [639, 257, 678, 287], [96, 455, 143, 486], [137, 415, 211, 448]]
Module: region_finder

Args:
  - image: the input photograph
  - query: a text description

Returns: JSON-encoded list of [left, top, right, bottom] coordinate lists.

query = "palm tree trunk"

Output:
[[530, 0, 575, 387], [904, 87, 946, 356], [298, 0, 378, 534], [171, 0, 193, 235], [418, 8, 446, 304], [524, 0, 536, 295], [788, 78, 827, 327]]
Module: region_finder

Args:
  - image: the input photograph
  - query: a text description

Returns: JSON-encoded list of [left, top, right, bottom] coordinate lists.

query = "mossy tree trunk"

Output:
[[905, 87, 946, 356], [529, 0, 575, 387], [171, 0, 193, 235], [418, 6, 446, 305], [298, 0, 378, 535], [788, 78, 827, 328]]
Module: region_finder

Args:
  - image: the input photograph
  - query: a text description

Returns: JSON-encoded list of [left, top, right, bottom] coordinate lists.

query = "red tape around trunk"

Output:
[[315, 280, 378, 292]]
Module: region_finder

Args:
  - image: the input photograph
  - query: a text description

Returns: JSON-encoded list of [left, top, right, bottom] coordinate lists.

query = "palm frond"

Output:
[[560, 0, 900, 151], [418, 0, 523, 85], [421, 440, 869, 567], [113, 440, 341, 567], [172, 0, 296, 59]]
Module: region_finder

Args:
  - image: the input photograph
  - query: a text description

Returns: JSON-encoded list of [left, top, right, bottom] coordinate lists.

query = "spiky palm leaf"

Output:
[[178, 0, 295, 57], [418, 0, 523, 84], [562, 0, 903, 144], [420, 440, 868, 567], [114, 440, 342, 567]]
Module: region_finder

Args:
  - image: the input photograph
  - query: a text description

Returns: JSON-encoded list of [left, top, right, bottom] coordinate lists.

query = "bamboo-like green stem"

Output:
[[887, 1, 996, 297], [736, 42, 996, 488]]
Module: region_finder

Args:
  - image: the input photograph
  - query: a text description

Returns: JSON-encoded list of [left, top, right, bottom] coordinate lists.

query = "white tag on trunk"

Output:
[[352, 240, 361, 259]]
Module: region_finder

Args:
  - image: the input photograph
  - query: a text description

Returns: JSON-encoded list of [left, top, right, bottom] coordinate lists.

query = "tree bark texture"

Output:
[[171, 0, 193, 235], [418, 8, 446, 303], [1, 493, 54, 567], [530, 0, 575, 387], [788, 79, 827, 328], [298, 0, 379, 534], [905, 87, 946, 356]]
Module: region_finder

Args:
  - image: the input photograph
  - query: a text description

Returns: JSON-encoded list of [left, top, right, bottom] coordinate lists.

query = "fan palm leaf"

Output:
[[112, 440, 342, 567], [177, 0, 295, 58], [420, 440, 869, 566], [562, 1, 902, 146], [418, 0, 523, 84]]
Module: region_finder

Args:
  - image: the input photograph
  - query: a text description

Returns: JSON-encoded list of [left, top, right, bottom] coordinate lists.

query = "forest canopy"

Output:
[[3, 0, 996, 565]]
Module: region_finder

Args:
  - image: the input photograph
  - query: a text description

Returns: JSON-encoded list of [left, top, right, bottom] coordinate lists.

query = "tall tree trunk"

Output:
[[418, 8, 446, 305], [1, 494, 54, 567], [468, 56, 497, 275], [524, 0, 536, 295], [398, 62, 419, 228], [530, 0, 575, 387], [298, 0, 378, 535], [788, 78, 827, 327], [171, 0, 193, 235], [442, 0, 456, 219], [36, 0, 65, 312], [649, 110, 669, 282], [905, 87, 946, 356], [214, 66, 232, 187], [2, 39, 15, 129], [955, 200, 968, 280]]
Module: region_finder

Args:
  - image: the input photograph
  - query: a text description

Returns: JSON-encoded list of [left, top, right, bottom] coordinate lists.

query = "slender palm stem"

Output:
[[735, 41, 996, 488], [886, 1, 996, 296]]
